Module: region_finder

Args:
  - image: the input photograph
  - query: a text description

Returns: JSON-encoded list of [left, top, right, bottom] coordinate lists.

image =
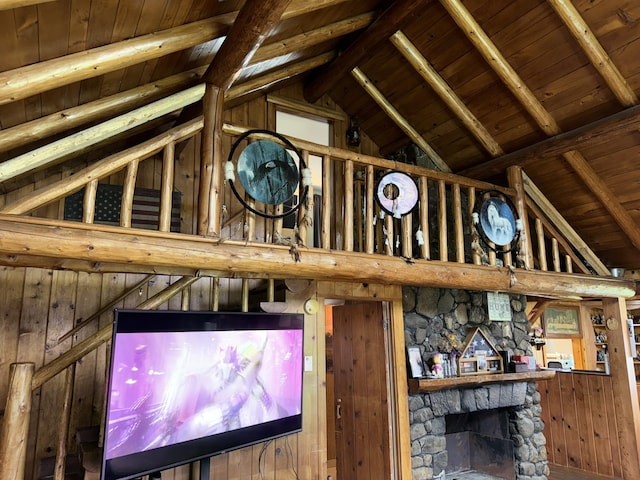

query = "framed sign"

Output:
[[544, 304, 581, 338], [487, 292, 511, 322]]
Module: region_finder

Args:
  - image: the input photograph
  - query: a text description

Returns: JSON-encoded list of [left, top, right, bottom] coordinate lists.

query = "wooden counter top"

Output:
[[408, 370, 556, 394]]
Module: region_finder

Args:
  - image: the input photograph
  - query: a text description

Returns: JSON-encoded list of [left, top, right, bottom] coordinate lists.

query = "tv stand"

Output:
[[200, 457, 210, 480]]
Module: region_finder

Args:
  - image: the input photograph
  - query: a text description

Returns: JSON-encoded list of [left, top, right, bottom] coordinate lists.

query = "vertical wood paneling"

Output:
[[541, 372, 624, 477], [572, 373, 596, 472], [0, 267, 26, 408], [69, 272, 102, 445], [603, 376, 624, 479], [558, 372, 581, 469], [589, 375, 614, 476], [19, 268, 53, 480], [35, 271, 77, 463]]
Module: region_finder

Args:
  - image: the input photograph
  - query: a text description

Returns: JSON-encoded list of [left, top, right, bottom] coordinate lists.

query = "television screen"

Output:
[[101, 310, 304, 480]]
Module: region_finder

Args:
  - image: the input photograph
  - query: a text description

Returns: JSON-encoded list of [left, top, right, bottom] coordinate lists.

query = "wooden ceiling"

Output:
[[1, 0, 640, 274]]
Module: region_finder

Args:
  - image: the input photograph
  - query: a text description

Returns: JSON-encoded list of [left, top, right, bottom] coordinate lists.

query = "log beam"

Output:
[[547, 0, 637, 107], [0, 16, 235, 106], [250, 12, 375, 65], [351, 67, 451, 172], [304, 0, 429, 103], [203, 0, 292, 90], [458, 103, 640, 180], [0, 215, 634, 300], [390, 30, 503, 157], [0, 68, 205, 153], [0, 86, 205, 183], [0, 0, 54, 9], [0, 362, 34, 480], [602, 297, 640, 478], [522, 171, 609, 275]]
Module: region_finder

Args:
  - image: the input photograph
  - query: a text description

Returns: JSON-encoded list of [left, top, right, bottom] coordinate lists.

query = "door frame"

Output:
[[317, 283, 411, 480]]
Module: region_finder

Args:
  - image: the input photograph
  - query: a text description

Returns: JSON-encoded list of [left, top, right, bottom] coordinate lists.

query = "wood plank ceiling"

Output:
[[0, 0, 639, 274]]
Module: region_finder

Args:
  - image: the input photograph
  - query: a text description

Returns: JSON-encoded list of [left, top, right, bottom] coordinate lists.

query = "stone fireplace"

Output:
[[403, 287, 549, 480]]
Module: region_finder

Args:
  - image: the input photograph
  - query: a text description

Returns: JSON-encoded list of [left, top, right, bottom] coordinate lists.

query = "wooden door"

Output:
[[332, 302, 391, 480]]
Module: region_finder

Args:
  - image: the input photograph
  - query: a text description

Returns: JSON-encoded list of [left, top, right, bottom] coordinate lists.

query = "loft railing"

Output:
[[0, 116, 602, 276]]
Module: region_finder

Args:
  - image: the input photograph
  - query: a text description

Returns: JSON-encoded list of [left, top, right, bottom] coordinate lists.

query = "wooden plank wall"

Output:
[[0, 81, 386, 480], [538, 372, 623, 478], [0, 268, 329, 480]]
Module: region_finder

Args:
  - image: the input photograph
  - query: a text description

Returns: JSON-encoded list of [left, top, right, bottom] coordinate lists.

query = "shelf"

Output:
[[407, 370, 556, 394]]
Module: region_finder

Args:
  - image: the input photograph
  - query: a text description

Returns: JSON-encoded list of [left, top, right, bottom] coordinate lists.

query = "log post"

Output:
[[419, 176, 430, 260], [438, 180, 448, 262], [452, 183, 464, 263], [54, 364, 76, 480], [344, 159, 354, 252], [198, 85, 224, 237], [0, 362, 35, 480], [507, 166, 533, 269], [602, 297, 640, 478], [365, 165, 375, 254], [159, 142, 176, 232]]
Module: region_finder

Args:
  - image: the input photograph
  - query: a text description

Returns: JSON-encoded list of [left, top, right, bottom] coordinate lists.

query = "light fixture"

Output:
[[346, 116, 361, 147]]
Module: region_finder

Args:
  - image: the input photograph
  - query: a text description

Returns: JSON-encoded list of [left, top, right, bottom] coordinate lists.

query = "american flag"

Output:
[[64, 184, 181, 232]]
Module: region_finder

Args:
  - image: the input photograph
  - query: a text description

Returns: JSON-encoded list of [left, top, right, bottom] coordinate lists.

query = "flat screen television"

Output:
[[101, 309, 304, 480]]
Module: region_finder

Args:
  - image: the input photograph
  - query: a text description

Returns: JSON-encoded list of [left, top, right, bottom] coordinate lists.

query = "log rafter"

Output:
[[547, 0, 638, 107], [303, 0, 430, 103], [440, 0, 640, 255], [351, 67, 451, 172], [0, 15, 236, 106], [458, 103, 640, 179], [390, 30, 504, 157], [203, 0, 293, 90]]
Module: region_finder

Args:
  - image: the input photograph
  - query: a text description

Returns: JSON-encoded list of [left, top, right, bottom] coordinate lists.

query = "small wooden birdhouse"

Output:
[[458, 327, 504, 376]]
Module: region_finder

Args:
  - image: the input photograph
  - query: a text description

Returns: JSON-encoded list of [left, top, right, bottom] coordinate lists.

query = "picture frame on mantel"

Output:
[[407, 346, 425, 379], [543, 304, 581, 338]]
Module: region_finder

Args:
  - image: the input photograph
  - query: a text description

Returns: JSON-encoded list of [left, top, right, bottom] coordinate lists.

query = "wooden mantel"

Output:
[[407, 370, 556, 394]]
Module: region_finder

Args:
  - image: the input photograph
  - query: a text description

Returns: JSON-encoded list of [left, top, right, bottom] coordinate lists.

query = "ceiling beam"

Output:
[[250, 12, 375, 65], [0, 215, 634, 299], [202, 0, 292, 90], [0, 0, 55, 10], [547, 0, 638, 107], [351, 67, 451, 172], [227, 52, 336, 101], [441, 0, 640, 258], [303, 0, 430, 103], [0, 15, 236, 107], [562, 149, 640, 251], [440, 0, 560, 136], [282, 0, 349, 19], [0, 87, 205, 183], [390, 30, 504, 157], [458, 103, 640, 179], [0, 67, 206, 153]]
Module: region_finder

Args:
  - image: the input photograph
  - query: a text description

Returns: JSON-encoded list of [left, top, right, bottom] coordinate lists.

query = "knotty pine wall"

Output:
[[0, 267, 329, 480], [538, 371, 623, 478], [0, 83, 386, 479]]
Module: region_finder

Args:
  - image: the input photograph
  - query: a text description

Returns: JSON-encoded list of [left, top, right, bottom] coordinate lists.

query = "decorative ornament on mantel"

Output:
[[530, 327, 546, 350]]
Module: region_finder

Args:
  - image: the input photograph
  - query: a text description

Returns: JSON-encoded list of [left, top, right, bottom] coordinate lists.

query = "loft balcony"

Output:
[[0, 120, 633, 300]]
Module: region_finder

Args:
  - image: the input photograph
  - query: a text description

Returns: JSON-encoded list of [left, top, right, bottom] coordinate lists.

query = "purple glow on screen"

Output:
[[104, 330, 303, 460]]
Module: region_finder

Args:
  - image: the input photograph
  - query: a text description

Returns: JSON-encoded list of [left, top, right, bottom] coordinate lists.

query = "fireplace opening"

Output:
[[444, 408, 515, 480]]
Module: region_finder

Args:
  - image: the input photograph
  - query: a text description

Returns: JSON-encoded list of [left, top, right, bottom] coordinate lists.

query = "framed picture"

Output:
[[407, 346, 425, 378], [544, 304, 581, 338]]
